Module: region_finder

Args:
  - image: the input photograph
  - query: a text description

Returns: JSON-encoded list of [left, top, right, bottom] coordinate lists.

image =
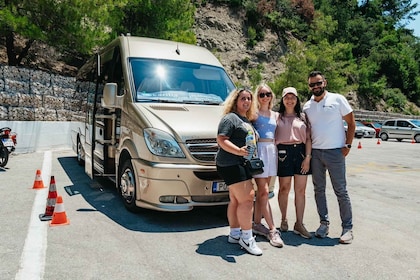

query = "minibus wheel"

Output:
[[119, 160, 139, 212]]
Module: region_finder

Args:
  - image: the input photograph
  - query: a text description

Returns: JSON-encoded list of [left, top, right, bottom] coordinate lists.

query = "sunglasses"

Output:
[[309, 81, 323, 88], [237, 87, 252, 94], [259, 92, 272, 98]]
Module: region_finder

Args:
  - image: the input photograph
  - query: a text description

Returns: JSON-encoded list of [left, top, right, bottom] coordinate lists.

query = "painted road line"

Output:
[[15, 151, 52, 280]]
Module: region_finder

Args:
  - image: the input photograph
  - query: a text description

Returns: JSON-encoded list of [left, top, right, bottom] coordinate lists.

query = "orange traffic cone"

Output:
[[39, 176, 58, 221], [49, 195, 70, 226], [377, 139, 381, 145], [357, 141, 362, 149], [411, 138, 415, 144], [32, 169, 45, 189]]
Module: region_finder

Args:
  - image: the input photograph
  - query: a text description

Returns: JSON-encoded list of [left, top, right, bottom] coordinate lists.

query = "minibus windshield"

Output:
[[131, 58, 235, 104]]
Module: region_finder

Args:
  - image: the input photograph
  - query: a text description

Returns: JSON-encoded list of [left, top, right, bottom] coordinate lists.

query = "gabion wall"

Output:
[[0, 65, 85, 121]]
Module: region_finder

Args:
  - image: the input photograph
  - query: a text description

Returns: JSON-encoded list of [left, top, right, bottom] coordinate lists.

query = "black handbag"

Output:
[[244, 158, 264, 176]]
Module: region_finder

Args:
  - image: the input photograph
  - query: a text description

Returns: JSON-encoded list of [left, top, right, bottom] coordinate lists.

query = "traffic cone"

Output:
[[377, 139, 381, 145], [39, 176, 58, 221], [32, 169, 45, 189], [49, 195, 70, 226], [411, 138, 415, 144], [357, 141, 362, 149]]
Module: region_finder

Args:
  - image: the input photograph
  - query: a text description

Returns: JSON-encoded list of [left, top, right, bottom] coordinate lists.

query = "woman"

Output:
[[252, 84, 283, 248], [216, 88, 262, 256], [275, 87, 312, 239]]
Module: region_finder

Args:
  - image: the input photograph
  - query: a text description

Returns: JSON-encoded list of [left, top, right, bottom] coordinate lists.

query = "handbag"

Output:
[[244, 157, 264, 176]]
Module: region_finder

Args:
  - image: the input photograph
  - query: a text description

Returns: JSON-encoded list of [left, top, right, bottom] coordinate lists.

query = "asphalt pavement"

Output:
[[0, 138, 419, 280]]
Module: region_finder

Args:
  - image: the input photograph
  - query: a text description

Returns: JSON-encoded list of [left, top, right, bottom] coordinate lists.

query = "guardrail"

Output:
[[354, 110, 420, 122]]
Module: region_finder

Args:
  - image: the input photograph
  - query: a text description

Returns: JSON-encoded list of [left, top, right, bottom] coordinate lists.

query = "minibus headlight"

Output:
[[144, 128, 185, 158]]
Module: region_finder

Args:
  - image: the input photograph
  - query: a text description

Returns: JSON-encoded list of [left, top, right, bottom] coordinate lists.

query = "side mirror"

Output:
[[102, 83, 123, 108]]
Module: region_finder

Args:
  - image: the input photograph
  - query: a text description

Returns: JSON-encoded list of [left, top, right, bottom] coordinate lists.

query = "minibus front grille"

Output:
[[185, 138, 218, 162]]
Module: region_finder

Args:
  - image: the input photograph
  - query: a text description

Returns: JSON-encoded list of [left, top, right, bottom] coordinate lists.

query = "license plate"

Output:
[[1, 139, 14, 147], [212, 181, 228, 192]]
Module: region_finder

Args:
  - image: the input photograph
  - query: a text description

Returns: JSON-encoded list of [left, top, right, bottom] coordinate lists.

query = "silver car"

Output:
[[343, 120, 364, 138], [380, 119, 420, 143], [356, 121, 376, 138]]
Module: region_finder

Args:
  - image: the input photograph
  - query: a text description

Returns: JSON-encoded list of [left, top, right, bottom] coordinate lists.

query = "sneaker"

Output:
[[253, 223, 270, 237], [280, 219, 289, 232], [339, 229, 353, 244], [268, 230, 284, 248], [239, 236, 263, 256], [228, 235, 240, 244], [315, 221, 329, 238], [293, 223, 312, 239]]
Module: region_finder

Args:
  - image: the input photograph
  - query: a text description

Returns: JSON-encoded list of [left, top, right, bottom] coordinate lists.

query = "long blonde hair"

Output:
[[223, 88, 257, 121], [254, 83, 275, 110]]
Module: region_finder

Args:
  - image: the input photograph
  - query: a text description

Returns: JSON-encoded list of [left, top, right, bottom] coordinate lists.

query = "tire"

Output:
[[0, 145, 9, 167], [119, 160, 140, 212], [76, 137, 84, 166], [380, 133, 388, 141], [414, 134, 420, 143]]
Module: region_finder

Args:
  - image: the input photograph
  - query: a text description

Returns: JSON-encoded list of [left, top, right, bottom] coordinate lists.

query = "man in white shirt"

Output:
[[303, 70, 355, 244]]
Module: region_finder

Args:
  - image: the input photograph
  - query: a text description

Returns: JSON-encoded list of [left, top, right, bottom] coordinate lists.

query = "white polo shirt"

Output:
[[303, 91, 352, 149]]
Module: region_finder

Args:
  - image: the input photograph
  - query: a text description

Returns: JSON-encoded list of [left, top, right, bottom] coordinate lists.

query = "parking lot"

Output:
[[1, 137, 419, 279]]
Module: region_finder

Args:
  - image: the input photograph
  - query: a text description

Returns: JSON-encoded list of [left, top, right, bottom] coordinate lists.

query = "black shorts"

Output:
[[217, 164, 252, 186], [277, 143, 312, 177]]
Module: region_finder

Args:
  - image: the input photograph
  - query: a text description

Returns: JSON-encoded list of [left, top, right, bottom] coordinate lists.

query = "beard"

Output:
[[312, 87, 325, 97]]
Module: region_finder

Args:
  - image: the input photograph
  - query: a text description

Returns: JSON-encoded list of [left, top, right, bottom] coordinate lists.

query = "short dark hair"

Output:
[[308, 71, 325, 79]]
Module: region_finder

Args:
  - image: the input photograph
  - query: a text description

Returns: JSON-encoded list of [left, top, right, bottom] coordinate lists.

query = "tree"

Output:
[[114, 0, 196, 44], [0, 0, 124, 66]]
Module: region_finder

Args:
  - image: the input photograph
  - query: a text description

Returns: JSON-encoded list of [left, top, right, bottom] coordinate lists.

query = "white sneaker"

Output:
[[228, 235, 240, 244], [339, 229, 353, 244], [239, 236, 263, 256]]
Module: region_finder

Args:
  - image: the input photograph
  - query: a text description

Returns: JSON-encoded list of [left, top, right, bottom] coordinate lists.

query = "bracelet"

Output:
[[305, 155, 312, 158]]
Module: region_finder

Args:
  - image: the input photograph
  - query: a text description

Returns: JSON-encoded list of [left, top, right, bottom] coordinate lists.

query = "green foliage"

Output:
[[0, 0, 124, 65], [248, 64, 264, 86], [0, 0, 196, 66], [247, 26, 257, 47], [115, 0, 196, 44], [383, 88, 407, 112], [275, 36, 357, 99]]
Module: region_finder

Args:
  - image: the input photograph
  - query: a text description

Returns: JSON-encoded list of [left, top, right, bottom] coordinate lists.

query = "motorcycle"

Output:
[[0, 127, 17, 167]]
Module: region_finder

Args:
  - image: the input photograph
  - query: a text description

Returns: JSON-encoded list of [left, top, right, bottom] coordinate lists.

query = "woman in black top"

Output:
[[216, 88, 262, 256]]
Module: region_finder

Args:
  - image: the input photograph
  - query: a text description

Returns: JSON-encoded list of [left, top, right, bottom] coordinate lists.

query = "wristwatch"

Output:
[[345, 144, 352, 149]]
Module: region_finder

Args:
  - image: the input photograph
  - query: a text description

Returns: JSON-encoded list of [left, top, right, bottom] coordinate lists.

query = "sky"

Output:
[[406, 0, 420, 37]]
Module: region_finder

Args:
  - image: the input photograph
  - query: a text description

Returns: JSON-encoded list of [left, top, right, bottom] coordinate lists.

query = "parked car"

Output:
[[356, 121, 376, 138], [361, 121, 382, 138], [343, 120, 364, 138], [379, 119, 420, 143]]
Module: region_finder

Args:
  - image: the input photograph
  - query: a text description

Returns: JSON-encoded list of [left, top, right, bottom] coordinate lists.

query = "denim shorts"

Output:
[[277, 143, 311, 177], [217, 164, 252, 186]]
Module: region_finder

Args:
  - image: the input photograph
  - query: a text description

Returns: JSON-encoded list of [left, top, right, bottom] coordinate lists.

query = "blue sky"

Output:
[[406, 0, 420, 37]]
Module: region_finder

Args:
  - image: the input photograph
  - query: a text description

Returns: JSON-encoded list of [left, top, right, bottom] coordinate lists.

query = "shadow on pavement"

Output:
[[57, 156, 229, 233], [195, 235, 246, 262], [277, 232, 339, 247]]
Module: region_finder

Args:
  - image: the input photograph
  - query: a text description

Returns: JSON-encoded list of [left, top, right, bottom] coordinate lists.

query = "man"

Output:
[[302, 70, 354, 244]]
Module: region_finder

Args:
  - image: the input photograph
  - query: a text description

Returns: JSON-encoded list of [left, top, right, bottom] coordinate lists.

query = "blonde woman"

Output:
[[252, 84, 283, 248], [216, 88, 262, 256]]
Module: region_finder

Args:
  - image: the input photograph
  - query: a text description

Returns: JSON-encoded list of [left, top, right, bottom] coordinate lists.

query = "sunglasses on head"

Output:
[[309, 81, 323, 88], [259, 92, 272, 98], [237, 87, 252, 94]]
